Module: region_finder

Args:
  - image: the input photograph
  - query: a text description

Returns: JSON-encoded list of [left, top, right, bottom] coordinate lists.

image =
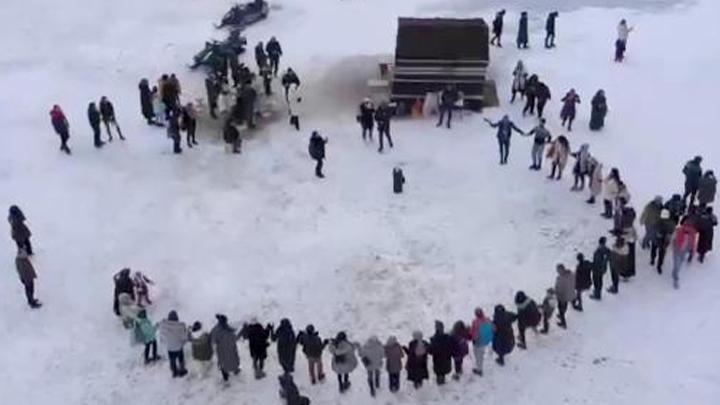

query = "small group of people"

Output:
[[87, 96, 124, 148], [357, 98, 394, 152], [489, 10, 560, 50], [510, 61, 552, 119]]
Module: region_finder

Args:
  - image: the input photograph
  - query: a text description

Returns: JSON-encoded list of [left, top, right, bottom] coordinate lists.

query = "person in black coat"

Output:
[[403, 331, 429, 389], [139, 79, 159, 126], [665, 194, 686, 224], [536, 81, 551, 119], [282, 68, 301, 101], [87, 102, 104, 148], [241, 319, 273, 378], [393, 167, 405, 194], [517, 12, 529, 49], [223, 120, 241, 154], [113, 268, 135, 315], [273, 318, 298, 374], [99, 96, 124, 141], [266, 37, 283, 77], [255, 42, 268, 71], [375, 102, 393, 153], [436, 85, 459, 129], [573, 253, 593, 310], [8, 205, 33, 255], [428, 321, 454, 385], [490, 10, 505, 47], [514, 291, 541, 350], [522, 75, 539, 116], [683, 156, 703, 206], [652, 210, 676, 273], [205, 75, 220, 119], [358, 99, 375, 140], [589, 90, 608, 130], [591, 237, 611, 300], [695, 206, 717, 263], [484, 115, 525, 165], [308, 131, 328, 178], [492, 305, 517, 366], [545, 12, 559, 48], [297, 324, 327, 384]]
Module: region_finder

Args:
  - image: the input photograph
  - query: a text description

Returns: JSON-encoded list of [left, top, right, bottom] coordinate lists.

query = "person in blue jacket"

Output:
[[484, 115, 525, 165]]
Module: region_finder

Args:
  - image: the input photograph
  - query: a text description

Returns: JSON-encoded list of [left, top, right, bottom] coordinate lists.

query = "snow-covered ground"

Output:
[[1, 0, 719, 404]]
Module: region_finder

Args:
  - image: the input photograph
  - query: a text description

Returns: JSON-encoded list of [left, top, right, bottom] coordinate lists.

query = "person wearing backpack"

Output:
[[469, 307, 493, 374], [514, 291, 541, 349]]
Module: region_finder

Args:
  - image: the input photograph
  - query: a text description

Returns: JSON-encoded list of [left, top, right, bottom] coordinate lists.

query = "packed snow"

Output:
[[0, 0, 719, 404]]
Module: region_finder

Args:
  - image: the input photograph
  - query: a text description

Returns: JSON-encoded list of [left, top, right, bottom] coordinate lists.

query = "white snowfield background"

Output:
[[0, 0, 719, 404]]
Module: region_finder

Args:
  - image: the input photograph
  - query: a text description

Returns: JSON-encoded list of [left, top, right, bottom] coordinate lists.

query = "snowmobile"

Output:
[[190, 30, 247, 71], [216, 0, 270, 29]]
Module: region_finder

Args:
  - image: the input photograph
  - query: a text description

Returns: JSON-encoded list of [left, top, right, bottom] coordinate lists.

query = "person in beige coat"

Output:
[[602, 168, 621, 218], [546, 135, 570, 180], [587, 157, 603, 204]]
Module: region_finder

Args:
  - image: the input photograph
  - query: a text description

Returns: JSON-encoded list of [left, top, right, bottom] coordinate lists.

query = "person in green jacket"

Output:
[[134, 309, 159, 364]]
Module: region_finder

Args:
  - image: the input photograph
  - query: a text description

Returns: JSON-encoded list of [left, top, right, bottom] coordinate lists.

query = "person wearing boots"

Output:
[[573, 253, 593, 311], [490, 9, 505, 47], [297, 325, 327, 384], [540, 288, 556, 333], [308, 131, 328, 178], [514, 291, 541, 349], [608, 237, 629, 294], [545, 12, 559, 48], [554, 264, 575, 328]]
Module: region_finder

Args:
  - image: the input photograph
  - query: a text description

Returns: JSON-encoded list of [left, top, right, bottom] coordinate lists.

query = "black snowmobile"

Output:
[[190, 30, 247, 70], [216, 0, 270, 29]]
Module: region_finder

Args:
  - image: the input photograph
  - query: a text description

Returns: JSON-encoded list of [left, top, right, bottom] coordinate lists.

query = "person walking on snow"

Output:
[[282, 68, 301, 102], [573, 253, 593, 311], [490, 10, 505, 47], [288, 90, 304, 131], [640, 196, 664, 249], [469, 308, 493, 375], [167, 112, 182, 154], [560, 89, 580, 131], [15, 248, 41, 308], [523, 118, 551, 170], [517, 12, 529, 49], [589, 90, 608, 130], [590, 237, 611, 300], [698, 171, 717, 206], [158, 310, 189, 378], [545, 12, 559, 48], [682, 156, 703, 206], [615, 20, 633, 62], [695, 206, 717, 263], [587, 157, 604, 204], [134, 309, 159, 364], [384, 336, 404, 392], [404, 331, 430, 388], [358, 98, 375, 140], [255, 42, 268, 71], [554, 264, 574, 328], [540, 288, 557, 333], [8, 205, 33, 255], [139, 78, 160, 126], [375, 102, 394, 153], [492, 305, 516, 366], [297, 325, 327, 384], [652, 209, 676, 273], [514, 291, 541, 349], [665, 193, 686, 224], [602, 168, 622, 218], [181, 102, 198, 148], [99, 96, 124, 141], [87, 102, 104, 148], [49, 105, 71, 154], [132, 271, 154, 307], [308, 131, 328, 178], [272, 318, 298, 374], [437, 85, 459, 129], [535, 80, 552, 118], [210, 314, 241, 382], [547, 135, 570, 180], [522, 75, 539, 116], [329, 332, 359, 393], [510, 60, 527, 103], [240, 318, 272, 379], [358, 336, 384, 396], [484, 115, 525, 165], [265, 36, 283, 77], [450, 321, 470, 380], [608, 237, 629, 294], [428, 321, 454, 385], [571, 143, 591, 191], [672, 217, 697, 289]]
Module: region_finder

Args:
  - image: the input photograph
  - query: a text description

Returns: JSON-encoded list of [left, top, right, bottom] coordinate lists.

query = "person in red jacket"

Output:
[[672, 216, 697, 289], [49, 105, 71, 154]]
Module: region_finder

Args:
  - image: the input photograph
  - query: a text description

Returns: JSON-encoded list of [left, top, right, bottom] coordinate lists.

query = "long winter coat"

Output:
[[641, 200, 663, 229], [610, 243, 629, 275], [604, 176, 620, 201], [359, 101, 375, 129], [428, 326, 454, 376], [547, 138, 570, 170], [242, 322, 271, 360], [329, 339, 358, 375], [158, 320, 189, 352], [404, 340, 429, 382], [309, 134, 326, 160], [9, 216, 31, 243], [683, 160, 703, 190], [273, 321, 298, 372], [211, 323, 241, 373], [359, 337, 385, 372], [590, 92, 608, 130], [139, 80, 154, 119], [572, 144, 591, 175], [517, 14, 529, 45], [512, 62, 526, 92], [589, 160, 603, 197], [492, 308, 516, 357], [560, 92, 580, 119], [698, 174, 717, 205], [575, 259, 593, 291], [516, 297, 541, 328], [593, 245, 611, 275], [696, 212, 717, 255], [15, 253, 36, 284], [554, 267, 576, 303], [384, 340, 404, 374]]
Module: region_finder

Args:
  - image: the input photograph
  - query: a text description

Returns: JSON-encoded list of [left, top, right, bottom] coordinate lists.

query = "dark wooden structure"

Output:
[[391, 18, 490, 111]]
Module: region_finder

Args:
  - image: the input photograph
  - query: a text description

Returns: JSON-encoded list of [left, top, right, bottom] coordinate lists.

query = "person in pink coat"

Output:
[[672, 216, 698, 289]]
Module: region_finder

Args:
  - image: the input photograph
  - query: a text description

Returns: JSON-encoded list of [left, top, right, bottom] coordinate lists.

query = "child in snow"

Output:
[[118, 292, 139, 329], [133, 271, 154, 307], [540, 288, 557, 334], [190, 321, 213, 378]]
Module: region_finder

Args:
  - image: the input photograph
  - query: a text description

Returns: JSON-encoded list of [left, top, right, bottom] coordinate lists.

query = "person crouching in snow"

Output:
[[118, 292, 139, 329], [514, 291, 541, 349], [190, 321, 213, 378], [133, 309, 160, 364], [158, 310, 189, 378], [133, 271, 154, 307], [450, 321, 470, 380], [540, 288, 557, 334], [358, 336, 385, 396]]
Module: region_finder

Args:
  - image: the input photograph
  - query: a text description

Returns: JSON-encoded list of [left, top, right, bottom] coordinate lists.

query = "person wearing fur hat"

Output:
[[384, 336, 404, 392], [15, 248, 40, 308], [240, 318, 273, 379], [469, 307, 493, 375], [554, 264, 575, 328], [190, 321, 213, 378], [428, 321, 455, 385], [514, 291, 541, 349], [210, 314, 242, 382], [329, 331, 359, 393], [358, 336, 385, 396], [573, 253, 593, 311], [540, 288, 557, 333], [640, 196, 664, 250], [404, 331, 430, 388], [297, 324, 328, 384], [158, 310, 189, 377]]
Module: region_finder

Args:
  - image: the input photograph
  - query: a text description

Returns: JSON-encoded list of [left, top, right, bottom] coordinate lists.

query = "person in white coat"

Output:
[[288, 87, 303, 131], [511, 60, 527, 103], [358, 336, 385, 397], [587, 157, 603, 204], [617, 19, 633, 46], [158, 310, 189, 378]]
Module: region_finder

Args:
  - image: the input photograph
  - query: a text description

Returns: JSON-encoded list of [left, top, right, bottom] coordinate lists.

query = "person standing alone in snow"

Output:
[[485, 115, 525, 165], [436, 85, 459, 129], [375, 102, 394, 153], [49, 105, 71, 154], [308, 131, 328, 178], [99, 96, 124, 141], [517, 12, 529, 49], [490, 10, 505, 47], [8, 205, 33, 255], [87, 102, 104, 148], [15, 248, 41, 308], [615, 20, 633, 62], [545, 12, 559, 48]]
